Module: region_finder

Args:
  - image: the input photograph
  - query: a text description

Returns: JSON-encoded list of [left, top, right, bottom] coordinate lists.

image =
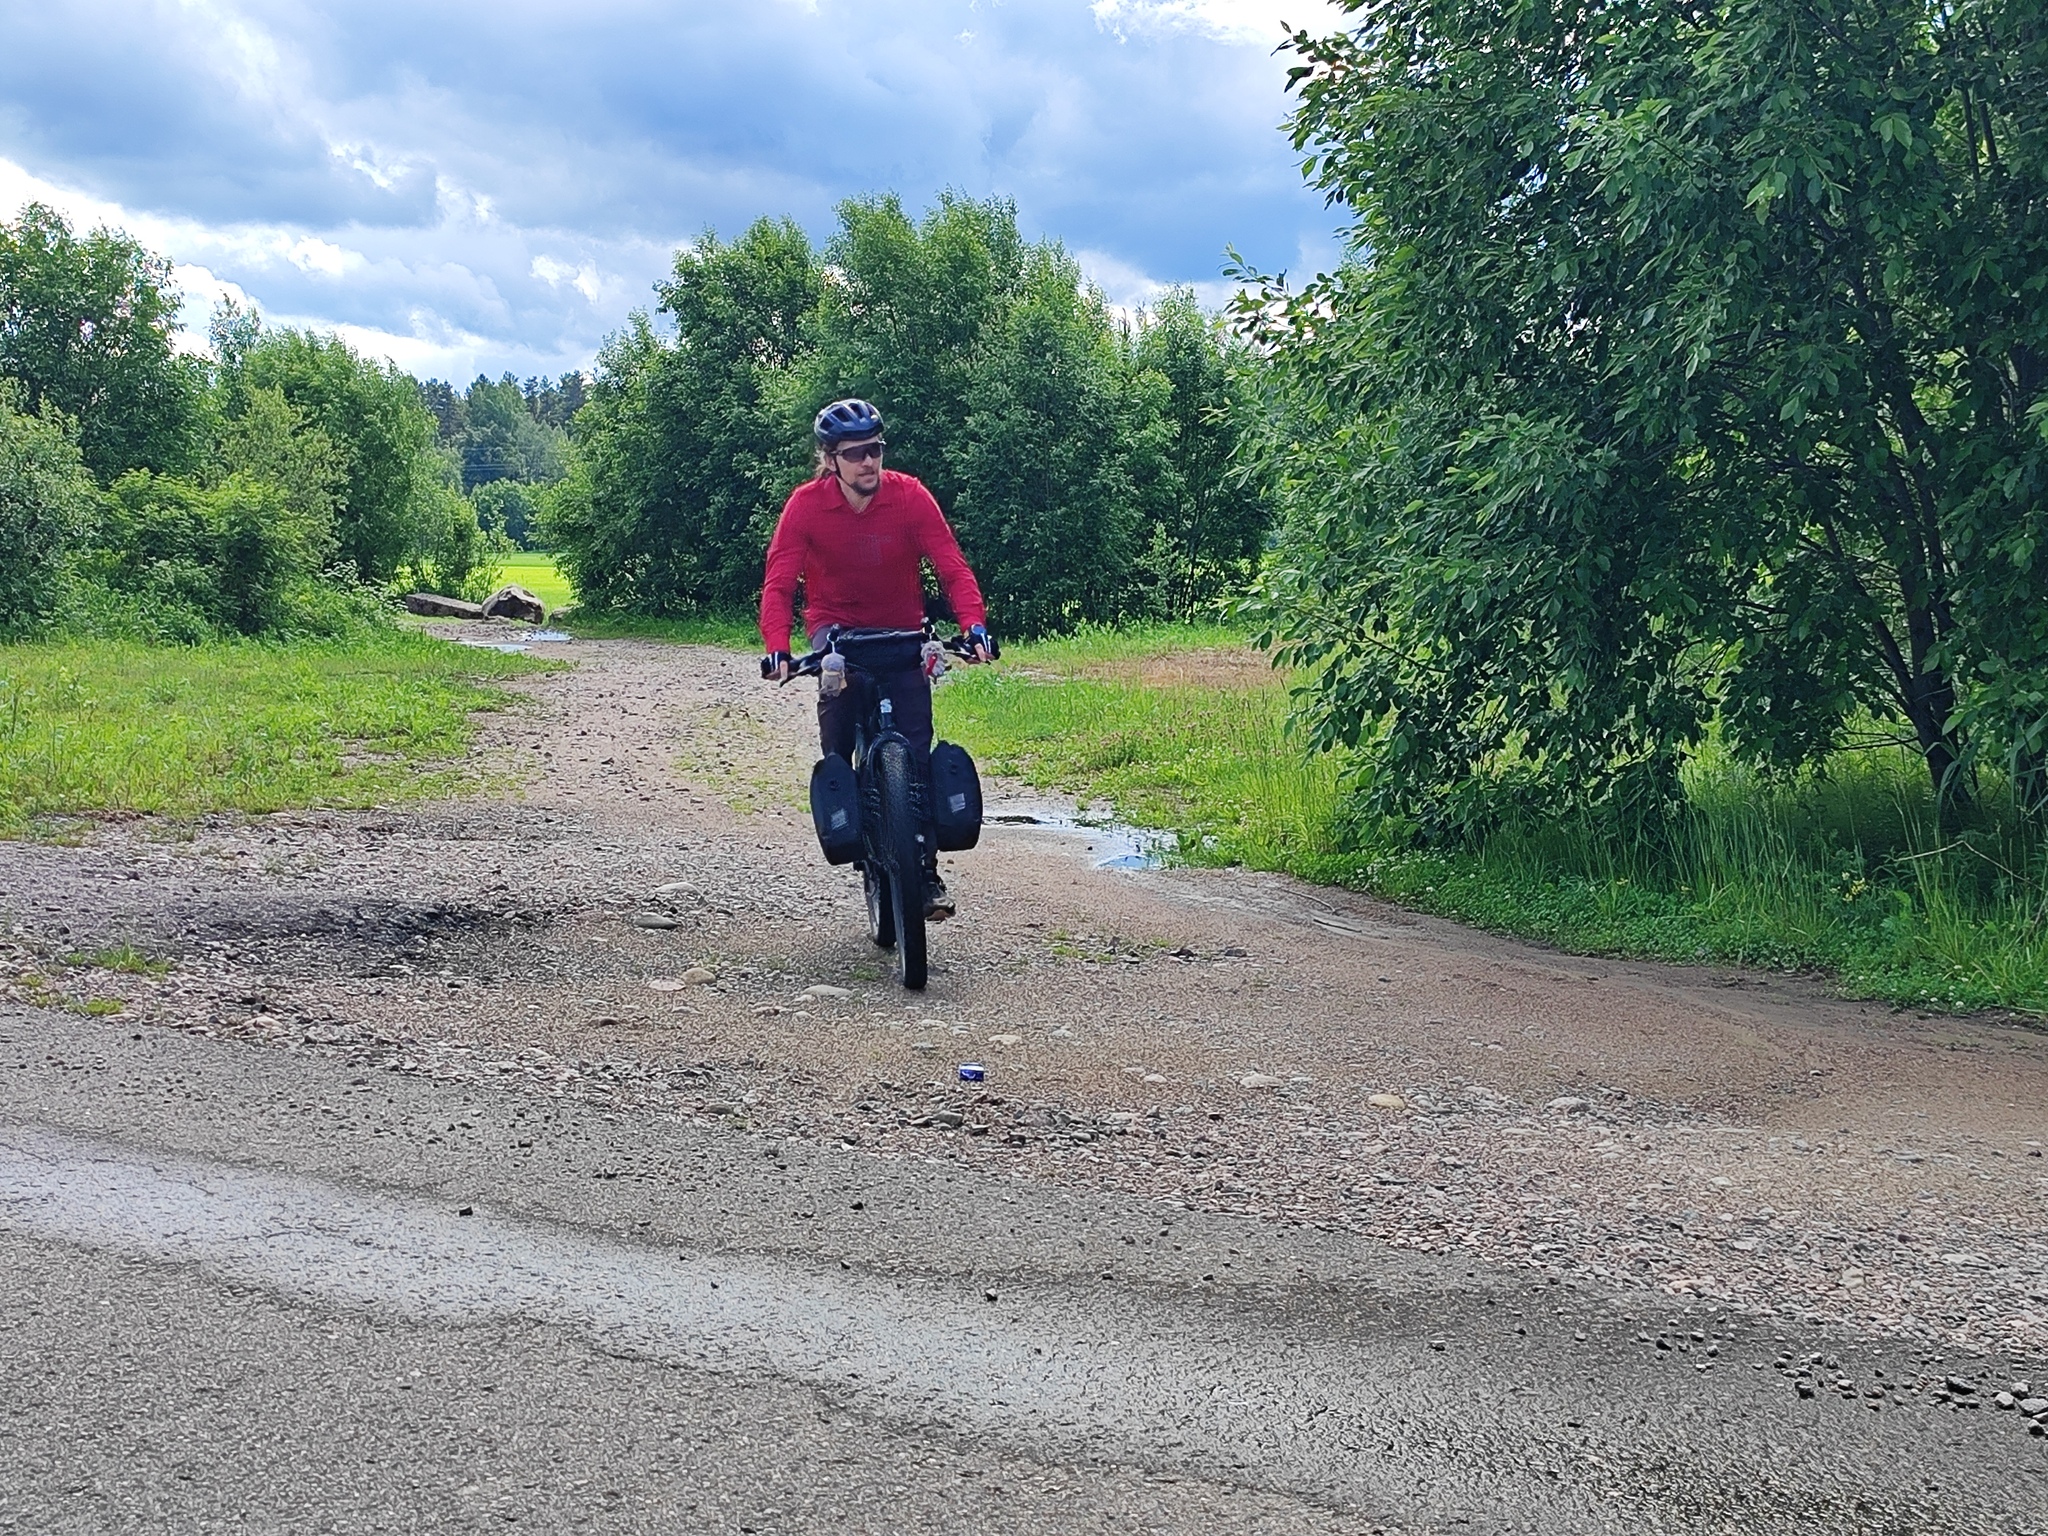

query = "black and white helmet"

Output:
[[814, 398, 884, 449]]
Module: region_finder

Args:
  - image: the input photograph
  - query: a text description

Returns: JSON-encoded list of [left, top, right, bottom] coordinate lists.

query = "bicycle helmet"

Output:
[[814, 398, 884, 449]]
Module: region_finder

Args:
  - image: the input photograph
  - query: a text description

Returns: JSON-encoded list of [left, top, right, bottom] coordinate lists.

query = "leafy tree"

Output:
[[1247, 0, 2048, 835], [0, 203, 208, 483], [0, 388, 100, 637], [228, 320, 459, 584], [545, 219, 821, 614], [456, 372, 566, 489], [472, 479, 540, 549], [806, 194, 1029, 511], [1129, 289, 1270, 618], [948, 249, 1160, 635], [212, 383, 340, 568]]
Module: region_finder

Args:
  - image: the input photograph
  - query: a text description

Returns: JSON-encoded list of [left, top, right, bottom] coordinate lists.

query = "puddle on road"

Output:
[[983, 798, 1176, 871], [459, 628, 575, 655]]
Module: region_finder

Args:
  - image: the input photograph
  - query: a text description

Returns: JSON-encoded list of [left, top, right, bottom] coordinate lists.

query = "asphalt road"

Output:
[[4, 1005, 2041, 1535]]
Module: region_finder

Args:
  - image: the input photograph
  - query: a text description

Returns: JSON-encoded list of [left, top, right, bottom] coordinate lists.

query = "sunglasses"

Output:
[[834, 441, 886, 462]]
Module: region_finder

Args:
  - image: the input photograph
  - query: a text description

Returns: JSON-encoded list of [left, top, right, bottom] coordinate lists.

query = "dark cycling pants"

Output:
[[816, 659, 936, 872], [817, 663, 932, 763]]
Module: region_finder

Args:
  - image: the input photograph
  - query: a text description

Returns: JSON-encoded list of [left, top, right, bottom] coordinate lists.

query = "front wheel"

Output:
[[864, 862, 896, 949], [874, 739, 928, 990]]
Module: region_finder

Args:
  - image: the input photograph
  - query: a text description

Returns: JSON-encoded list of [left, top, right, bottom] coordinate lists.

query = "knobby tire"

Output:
[[874, 738, 927, 990]]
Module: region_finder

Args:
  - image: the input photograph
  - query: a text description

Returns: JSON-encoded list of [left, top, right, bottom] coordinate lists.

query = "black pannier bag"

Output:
[[929, 740, 983, 851], [810, 753, 862, 864]]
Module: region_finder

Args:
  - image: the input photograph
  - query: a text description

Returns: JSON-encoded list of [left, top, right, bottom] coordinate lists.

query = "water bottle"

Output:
[[920, 640, 946, 683], [820, 651, 847, 698]]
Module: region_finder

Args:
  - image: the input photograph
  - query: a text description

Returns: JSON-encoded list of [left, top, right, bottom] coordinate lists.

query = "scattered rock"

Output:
[[480, 583, 548, 624], [647, 979, 687, 993], [911, 1041, 937, 1053], [932, 1110, 966, 1129], [1547, 1096, 1590, 1114], [1142, 1073, 1166, 1084], [989, 1033, 1023, 1046], [802, 984, 853, 999], [404, 592, 486, 619], [1367, 1092, 1407, 1111], [653, 881, 697, 897], [680, 967, 717, 986], [1239, 1073, 1285, 1090], [631, 912, 680, 930], [2020, 1398, 2048, 1417]]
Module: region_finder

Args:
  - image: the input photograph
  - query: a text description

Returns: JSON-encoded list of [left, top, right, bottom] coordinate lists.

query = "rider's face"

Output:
[[833, 437, 884, 494]]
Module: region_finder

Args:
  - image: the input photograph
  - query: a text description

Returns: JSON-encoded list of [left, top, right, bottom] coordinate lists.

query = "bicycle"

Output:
[[763, 625, 997, 989]]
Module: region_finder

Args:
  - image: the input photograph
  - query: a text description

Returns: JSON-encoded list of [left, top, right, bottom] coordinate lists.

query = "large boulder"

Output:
[[405, 592, 486, 619], [481, 584, 548, 624]]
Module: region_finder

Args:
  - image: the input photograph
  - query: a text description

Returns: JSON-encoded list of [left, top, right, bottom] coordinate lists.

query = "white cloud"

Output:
[[2, 1, 1347, 378], [1090, 0, 1347, 45]]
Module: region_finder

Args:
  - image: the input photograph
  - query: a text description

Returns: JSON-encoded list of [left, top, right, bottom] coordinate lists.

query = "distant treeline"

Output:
[[1, 203, 500, 642], [543, 194, 1272, 637]]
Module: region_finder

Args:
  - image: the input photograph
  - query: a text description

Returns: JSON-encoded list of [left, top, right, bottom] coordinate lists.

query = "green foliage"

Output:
[[0, 630, 536, 833], [1129, 289, 1270, 617], [0, 390, 100, 638], [94, 470, 329, 638], [937, 623, 2046, 1015], [473, 478, 542, 548], [544, 218, 823, 615], [223, 312, 462, 585], [1245, 0, 2048, 841], [545, 194, 1268, 634], [448, 372, 567, 490], [948, 248, 1157, 634], [0, 204, 209, 483]]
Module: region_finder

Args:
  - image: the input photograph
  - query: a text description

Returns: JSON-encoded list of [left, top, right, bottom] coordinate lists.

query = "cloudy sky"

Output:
[[0, 0, 1349, 384]]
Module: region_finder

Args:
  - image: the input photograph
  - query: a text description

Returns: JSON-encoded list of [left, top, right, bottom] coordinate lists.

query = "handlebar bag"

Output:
[[810, 753, 863, 865], [930, 741, 983, 851]]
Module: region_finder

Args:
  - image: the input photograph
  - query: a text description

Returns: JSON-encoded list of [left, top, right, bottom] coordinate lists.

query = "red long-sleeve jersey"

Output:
[[758, 470, 988, 653]]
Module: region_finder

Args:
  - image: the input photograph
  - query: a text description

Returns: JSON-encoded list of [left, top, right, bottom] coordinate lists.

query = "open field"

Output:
[[0, 631, 539, 834], [497, 551, 577, 613]]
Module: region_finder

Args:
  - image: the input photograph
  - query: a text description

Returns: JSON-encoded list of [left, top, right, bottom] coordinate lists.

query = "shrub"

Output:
[[0, 391, 99, 639]]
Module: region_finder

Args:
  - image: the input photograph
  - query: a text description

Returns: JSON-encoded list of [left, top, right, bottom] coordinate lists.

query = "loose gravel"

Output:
[[4, 626, 2045, 1393]]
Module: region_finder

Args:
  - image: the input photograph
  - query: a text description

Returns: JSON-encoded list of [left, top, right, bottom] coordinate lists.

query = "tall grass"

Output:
[[937, 624, 2047, 1016], [0, 632, 539, 832]]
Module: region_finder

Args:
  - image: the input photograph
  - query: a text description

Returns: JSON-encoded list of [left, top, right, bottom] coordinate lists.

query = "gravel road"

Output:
[[2, 626, 2045, 1532]]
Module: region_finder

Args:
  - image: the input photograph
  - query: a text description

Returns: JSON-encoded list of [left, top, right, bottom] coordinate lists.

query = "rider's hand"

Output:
[[762, 650, 792, 682], [968, 624, 993, 664]]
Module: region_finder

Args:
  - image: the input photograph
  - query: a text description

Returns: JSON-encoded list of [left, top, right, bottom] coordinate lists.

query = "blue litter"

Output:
[[958, 1063, 985, 1082]]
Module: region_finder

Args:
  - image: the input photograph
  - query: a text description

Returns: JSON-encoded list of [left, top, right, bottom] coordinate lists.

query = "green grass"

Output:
[[0, 631, 540, 834], [497, 551, 576, 613], [558, 610, 760, 647], [936, 624, 2047, 1017]]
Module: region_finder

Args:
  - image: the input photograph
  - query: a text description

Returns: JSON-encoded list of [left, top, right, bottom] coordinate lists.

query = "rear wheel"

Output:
[[874, 740, 927, 990]]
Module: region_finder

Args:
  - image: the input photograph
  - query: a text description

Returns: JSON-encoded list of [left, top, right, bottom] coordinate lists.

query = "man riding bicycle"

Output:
[[759, 398, 992, 921]]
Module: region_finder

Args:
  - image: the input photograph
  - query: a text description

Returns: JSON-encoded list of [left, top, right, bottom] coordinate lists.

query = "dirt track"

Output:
[[4, 628, 2046, 1373]]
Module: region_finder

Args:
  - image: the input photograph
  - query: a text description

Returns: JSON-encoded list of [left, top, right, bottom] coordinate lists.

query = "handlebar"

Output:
[[762, 626, 999, 681]]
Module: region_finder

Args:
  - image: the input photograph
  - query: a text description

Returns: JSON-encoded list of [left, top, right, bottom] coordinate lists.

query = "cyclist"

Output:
[[759, 398, 992, 920]]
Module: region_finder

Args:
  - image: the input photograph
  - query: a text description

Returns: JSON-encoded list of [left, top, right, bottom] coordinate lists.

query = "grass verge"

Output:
[[0, 630, 539, 833], [935, 624, 2047, 1017]]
